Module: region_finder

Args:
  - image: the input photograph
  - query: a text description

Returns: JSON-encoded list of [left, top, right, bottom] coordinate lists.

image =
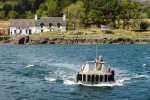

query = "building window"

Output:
[[20, 30, 22, 34], [14, 30, 16, 34], [49, 23, 53, 31], [49, 23, 53, 28], [40, 23, 44, 28], [26, 30, 28, 33], [57, 23, 61, 28], [29, 29, 32, 35]]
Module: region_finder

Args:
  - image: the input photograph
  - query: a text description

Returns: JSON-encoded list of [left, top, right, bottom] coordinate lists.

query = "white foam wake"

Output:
[[25, 64, 34, 68], [64, 80, 80, 85], [142, 64, 147, 67], [133, 74, 149, 79], [44, 77, 56, 82], [45, 74, 149, 87], [44, 64, 149, 87], [63, 80, 124, 87]]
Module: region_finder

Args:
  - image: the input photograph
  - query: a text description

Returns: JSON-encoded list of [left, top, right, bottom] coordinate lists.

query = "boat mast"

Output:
[[96, 46, 98, 60], [95, 46, 98, 70]]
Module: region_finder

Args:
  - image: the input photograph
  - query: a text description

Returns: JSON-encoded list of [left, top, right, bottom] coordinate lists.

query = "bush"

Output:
[[140, 21, 149, 31]]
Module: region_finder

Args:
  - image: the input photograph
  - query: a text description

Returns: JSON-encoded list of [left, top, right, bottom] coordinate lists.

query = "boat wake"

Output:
[[25, 64, 35, 68], [44, 62, 149, 87], [44, 73, 149, 87]]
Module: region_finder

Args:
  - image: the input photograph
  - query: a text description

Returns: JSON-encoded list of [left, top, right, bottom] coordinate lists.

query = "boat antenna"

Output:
[[96, 45, 98, 60]]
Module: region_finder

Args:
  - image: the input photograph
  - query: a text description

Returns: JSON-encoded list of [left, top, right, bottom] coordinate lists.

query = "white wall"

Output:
[[9, 25, 66, 36]]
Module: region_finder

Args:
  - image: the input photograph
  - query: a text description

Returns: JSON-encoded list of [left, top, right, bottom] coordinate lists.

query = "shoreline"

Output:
[[1, 35, 150, 44]]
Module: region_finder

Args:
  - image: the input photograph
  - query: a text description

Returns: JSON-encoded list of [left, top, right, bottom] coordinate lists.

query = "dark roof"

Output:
[[10, 17, 66, 27], [10, 19, 35, 27], [36, 17, 66, 26]]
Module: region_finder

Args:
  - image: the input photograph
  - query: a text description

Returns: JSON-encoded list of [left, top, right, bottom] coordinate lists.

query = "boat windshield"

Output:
[[86, 61, 96, 70]]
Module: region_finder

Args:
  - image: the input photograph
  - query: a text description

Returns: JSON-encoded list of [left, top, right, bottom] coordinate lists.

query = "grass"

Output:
[[0, 21, 9, 28], [31, 29, 150, 39], [32, 31, 64, 37]]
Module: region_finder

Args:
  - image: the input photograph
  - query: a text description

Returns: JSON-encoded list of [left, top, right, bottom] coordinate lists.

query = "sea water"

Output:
[[0, 44, 150, 100]]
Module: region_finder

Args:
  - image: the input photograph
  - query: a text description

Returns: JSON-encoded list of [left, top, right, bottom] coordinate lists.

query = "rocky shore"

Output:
[[1, 35, 150, 44]]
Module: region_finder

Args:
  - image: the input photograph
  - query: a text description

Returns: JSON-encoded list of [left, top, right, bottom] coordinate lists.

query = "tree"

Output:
[[42, 11, 48, 17], [47, 0, 56, 17], [52, 0, 72, 17], [140, 21, 149, 31], [63, 1, 85, 30], [0, 11, 5, 19], [118, 0, 143, 29], [25, 11, 34, 19], [8, 11, 19, 19], [36, 9, 42, 17], [2, 4, 12, 16], [39, 3, 48, 11], [28, 0, 36, 12], [13, 0, 30, 13]]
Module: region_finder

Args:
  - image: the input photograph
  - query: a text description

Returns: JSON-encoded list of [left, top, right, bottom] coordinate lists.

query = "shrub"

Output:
[[140, 21, 149, 31]]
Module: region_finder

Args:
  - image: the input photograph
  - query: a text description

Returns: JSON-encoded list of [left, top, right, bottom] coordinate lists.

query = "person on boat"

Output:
[[96, 56, 103, 70], [107, 66, 111, 72], [98, 56, 103, 62]]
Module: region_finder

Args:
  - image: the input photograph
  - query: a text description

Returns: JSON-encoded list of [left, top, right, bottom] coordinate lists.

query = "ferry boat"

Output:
[[76, 56, 115, 84]]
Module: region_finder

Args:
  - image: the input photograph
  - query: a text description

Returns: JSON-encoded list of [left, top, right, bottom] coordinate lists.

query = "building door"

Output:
[[29, 29, 32, 35]]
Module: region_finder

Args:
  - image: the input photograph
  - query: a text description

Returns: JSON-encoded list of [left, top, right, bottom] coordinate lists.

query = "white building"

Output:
[[9, 15, 66, 36]]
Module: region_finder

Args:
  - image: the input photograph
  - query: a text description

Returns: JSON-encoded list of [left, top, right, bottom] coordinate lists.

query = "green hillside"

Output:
[[0, 0, 149, 31], [0, 0, 76, 19]]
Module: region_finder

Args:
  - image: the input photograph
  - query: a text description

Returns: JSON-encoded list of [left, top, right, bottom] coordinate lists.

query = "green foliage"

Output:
[[39, 3, 48, 11], [144, 5, 150, 18], [25, 11, 34, 19], [140, 21, 149, 31], [0, 0, 148, 31], [63, 1, 85, 30], [0, 11, 5, 19], [36, 9, 42, 17], [8, 11, 18, 19], [2, 3, 12, 16]]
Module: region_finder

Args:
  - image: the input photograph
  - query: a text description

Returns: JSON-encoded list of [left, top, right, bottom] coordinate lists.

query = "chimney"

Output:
[[63, 14, 66, 20], [35, 15, 38, 20]]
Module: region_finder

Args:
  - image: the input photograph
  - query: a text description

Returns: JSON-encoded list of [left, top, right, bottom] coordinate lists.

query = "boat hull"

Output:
[[76, 71, 115, 83]]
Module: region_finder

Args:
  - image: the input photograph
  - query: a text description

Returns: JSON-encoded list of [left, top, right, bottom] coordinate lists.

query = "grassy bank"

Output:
[[31, 29, 150, 39]]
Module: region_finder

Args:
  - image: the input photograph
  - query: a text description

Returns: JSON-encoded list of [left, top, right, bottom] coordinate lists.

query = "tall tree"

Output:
[[64, 1, 85, 30]]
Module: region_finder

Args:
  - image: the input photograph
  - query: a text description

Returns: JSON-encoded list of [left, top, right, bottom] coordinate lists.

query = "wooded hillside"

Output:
[[0, 0, 149, 30]]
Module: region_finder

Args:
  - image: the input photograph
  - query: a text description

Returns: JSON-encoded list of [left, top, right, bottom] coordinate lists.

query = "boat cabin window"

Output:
[[86, 63, 95, 70], [104, 74, 107, 82], [77, 74, 82, 81], [100, 75, 103, 82], [87, 75, 91, 82], [96, 75, 99, 82], [108, 75, 111, 81], [92, 75, 95, 83], [83, 74, 86, 81]]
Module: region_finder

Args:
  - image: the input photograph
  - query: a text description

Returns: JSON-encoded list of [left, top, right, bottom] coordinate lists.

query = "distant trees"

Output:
[[0, 0, 148, 30], [0, 0, 45, 19], [63, 0, 144, 30]]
